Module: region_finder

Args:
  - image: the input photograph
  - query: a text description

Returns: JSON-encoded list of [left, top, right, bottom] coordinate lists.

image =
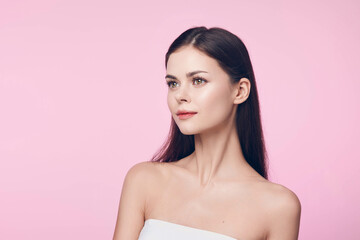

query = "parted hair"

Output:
[[150, 26, 268, 179]]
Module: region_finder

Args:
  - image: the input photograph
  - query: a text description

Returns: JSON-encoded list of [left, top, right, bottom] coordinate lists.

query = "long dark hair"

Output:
[[150, 26, 268, 179]]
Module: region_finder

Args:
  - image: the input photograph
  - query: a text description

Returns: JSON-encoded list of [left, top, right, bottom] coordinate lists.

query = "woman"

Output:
[[113, 26, 301, 240]]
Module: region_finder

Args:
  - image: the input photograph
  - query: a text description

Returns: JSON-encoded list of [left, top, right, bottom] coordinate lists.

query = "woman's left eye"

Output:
[[193, 77, 207, 85]]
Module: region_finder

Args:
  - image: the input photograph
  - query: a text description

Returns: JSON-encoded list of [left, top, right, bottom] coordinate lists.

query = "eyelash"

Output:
[[166, 76, 208, 88]]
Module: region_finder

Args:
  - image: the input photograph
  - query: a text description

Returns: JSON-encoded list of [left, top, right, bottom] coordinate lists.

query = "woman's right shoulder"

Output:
[[114, 161, 169, 238], [124, 161, 170, 186]]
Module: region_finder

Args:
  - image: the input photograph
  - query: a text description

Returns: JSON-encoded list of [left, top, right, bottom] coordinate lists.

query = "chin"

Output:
[[179, 124, 212, 135], [178, 128, 197, 135], [180, 131, 196, 136], [177, 125, 200, 135]]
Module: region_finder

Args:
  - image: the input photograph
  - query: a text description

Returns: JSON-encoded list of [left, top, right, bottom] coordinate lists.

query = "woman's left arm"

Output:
[[266, 187, 302, 240]]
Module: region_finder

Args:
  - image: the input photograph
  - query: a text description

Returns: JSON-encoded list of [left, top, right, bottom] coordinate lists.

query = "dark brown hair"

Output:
[[150, 26, 268, 179]]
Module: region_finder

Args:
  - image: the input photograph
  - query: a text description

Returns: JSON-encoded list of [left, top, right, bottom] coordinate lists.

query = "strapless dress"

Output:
[[138, 218, 237, 240]]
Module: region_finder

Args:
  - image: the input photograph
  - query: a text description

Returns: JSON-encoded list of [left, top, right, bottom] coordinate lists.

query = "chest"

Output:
[[144, 178, 268, 240]]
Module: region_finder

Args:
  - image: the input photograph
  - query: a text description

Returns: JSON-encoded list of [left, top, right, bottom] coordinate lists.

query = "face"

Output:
[[166, 46, 238, 135]]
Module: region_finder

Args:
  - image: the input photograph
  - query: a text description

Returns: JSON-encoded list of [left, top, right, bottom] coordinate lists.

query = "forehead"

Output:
[[166, 46, 224, 75]]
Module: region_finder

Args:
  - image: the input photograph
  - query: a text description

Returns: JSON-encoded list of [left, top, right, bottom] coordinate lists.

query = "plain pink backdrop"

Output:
[[1, 0, 359, 239]]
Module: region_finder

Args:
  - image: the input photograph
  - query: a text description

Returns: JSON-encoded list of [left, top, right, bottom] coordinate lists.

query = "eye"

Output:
[[166, 81, 179, 89], [193, 77, 207, 85]]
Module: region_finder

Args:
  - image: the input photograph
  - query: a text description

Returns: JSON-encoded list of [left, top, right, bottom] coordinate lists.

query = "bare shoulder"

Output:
[[113, 161, 168, 239], [256, 181, 301, 239], [254, 180, 301, 217], [125, 161, 167, 185], [263, 181, 301, 214], [125, 161, 174, 191], [126, 161, 159, 177]]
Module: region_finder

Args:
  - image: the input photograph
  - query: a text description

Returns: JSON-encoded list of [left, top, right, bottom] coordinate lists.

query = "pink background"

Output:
[[1, 0, 359, 239]]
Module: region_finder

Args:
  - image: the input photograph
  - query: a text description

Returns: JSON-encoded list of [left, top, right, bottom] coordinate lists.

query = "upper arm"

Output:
[[113, 162, 154, 240], [266, 186, 302, 240]]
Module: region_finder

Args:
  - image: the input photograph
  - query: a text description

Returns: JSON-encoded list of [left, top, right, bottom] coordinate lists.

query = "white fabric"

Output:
[[138, 218, 237, 240]]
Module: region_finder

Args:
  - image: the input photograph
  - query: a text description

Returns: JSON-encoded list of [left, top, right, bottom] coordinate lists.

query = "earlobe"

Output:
[[233, 78, 251, 104]]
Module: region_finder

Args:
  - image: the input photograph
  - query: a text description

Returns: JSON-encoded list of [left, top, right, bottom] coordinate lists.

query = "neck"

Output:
[[188, 117, 250, 187]]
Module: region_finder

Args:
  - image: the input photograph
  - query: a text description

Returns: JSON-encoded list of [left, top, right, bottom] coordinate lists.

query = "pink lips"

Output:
[[176, 110, 197, 120], [178, 113, 197, 120]]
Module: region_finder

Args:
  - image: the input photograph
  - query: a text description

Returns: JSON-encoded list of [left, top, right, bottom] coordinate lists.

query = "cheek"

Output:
[[167, 92, 175, 112], [197, 85, 233, 119]]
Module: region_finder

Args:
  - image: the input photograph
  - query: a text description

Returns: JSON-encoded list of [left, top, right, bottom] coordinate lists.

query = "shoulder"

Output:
[[244, 178, 301, 214], [257, 181, 301, 215], [125, 161, 158, 178], [118, 161, 168, 216], [124, 161, 167, 184], [123, 161, 171, 191], [114, 161, 169, 239], [258, 181, 301, 239]]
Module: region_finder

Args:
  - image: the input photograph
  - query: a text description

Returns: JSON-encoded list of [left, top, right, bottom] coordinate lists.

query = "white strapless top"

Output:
[[138, 219, 237, 240]]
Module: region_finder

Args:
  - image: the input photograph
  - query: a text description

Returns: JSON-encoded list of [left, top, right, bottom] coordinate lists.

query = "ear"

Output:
[[233, 78, 251, 104]]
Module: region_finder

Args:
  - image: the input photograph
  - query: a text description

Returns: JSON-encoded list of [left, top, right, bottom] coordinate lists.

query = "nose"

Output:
[[175, 84, 191, 103]]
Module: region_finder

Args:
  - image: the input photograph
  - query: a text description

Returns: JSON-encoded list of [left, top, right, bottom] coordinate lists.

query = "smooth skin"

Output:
[[113, 46, 301, 240]]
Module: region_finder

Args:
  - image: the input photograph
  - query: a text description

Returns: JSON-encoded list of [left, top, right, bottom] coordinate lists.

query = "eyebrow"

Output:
[[165, 70, 208, 80]]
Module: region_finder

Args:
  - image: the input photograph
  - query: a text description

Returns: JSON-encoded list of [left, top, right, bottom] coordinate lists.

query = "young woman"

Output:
[[113, 26, 301, 240]]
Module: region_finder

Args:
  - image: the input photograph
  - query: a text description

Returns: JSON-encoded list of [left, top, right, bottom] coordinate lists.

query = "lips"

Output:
[[176, 110, 197, 115], [176, 110, 197, 120]]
